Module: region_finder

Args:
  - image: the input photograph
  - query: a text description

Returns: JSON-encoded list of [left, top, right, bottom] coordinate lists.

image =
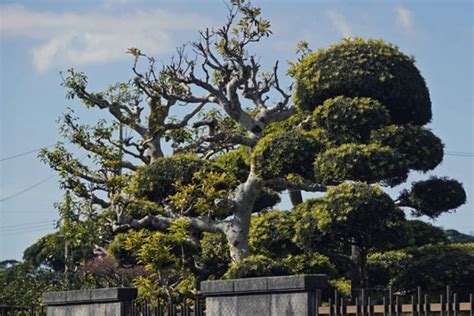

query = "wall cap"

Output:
[[43, 287, 137, 306], [200, 274, 328, 296]]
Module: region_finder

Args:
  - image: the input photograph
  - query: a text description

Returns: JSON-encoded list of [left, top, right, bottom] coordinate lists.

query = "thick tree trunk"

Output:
[[350, 245, 368, 299], [225, 170, 261, 262], [225, 223, 251, 262], [146, 137, 164, 162], [289, 189, 303, 206]]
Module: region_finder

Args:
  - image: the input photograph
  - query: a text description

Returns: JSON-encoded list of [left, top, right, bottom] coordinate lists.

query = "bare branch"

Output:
[[265, 178, 327, 193], [112, 213, 226, 234]]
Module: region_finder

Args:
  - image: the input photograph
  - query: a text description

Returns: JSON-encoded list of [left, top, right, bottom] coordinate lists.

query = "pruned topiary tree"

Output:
[[39, 0, 466, 298]]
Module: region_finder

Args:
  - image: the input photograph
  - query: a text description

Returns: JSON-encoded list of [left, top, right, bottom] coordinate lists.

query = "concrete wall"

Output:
[[200, 274, 328, 316], [43, 288, 136, 316]]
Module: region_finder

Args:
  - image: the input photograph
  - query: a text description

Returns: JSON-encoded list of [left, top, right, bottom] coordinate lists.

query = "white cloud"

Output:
[[0, 4, 211, 73], [395, 6, 416, 37], [326, 10, 352, 38]]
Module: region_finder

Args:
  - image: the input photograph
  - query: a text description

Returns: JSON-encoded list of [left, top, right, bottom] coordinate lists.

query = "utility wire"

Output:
[[0, 224, 54, 233], [0, 174, 56, 202], [0, 220, 54, 229], [0, 144, 58, 162], [445, 151, 474, 157]]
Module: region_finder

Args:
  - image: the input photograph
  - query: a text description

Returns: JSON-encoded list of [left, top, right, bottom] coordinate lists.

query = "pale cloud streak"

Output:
[[0, 5, 211, 73], [326, 10, 352, 38], [395, 5, 416, 37]]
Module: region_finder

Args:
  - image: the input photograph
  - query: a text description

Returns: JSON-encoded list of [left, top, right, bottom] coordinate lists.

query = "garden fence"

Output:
[[1, 286, 472, 316]]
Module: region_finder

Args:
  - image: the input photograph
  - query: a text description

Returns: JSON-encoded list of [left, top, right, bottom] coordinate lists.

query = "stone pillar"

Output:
[[43, 287, 137, 316], [200, 274, 328, 316]]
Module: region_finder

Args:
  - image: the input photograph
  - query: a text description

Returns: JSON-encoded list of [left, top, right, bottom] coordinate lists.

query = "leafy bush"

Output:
[[224, 255, 291, 279], [399, 177, 466, 218], [313, 96, 390, 143], [214, 146, 251, 182], [312, 182, 402, 249], [313, 143, 408, 186], [130, 154, 203, 202], [292, 38, 432, 125], [249, 210, 298, 257], [252, 131, 324, 180], [368, 244, 474, 296], [372, 125, 443, 171]]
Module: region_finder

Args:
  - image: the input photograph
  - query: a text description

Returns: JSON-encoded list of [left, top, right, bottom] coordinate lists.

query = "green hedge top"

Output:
[[292, 38, 432, 125]]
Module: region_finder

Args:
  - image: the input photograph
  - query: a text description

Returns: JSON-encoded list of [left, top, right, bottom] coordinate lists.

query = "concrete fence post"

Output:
[[200, 274, 328, 316], [43, 287, 137, 316]]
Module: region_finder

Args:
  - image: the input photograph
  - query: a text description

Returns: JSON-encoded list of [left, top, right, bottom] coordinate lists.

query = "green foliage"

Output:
[[281, 253, 336, 276], [445, 230, 474, 243], [252, 131, 324, 180], [263, 110, 308, 135], [292, 38, 432, 125], [372, 125, 444, 171], [0, 262, 64, 306], [391, 220, 448, 249], [23, 234, 66, 272], [368, 244, 474, 295], [313, 96, 390, 144], [224, 255, 290, 279], [450, 242, 474, 255], [122, 222, 198, 301], [195, 233, 231, 280], [249, 210, 298, 257], [22, 232, 95, 273], [292, 198, 325, 253], [399, 177, 466, 218], [313, 143, 408, 186], [312, 182, 402, 249], [328, 278, 351, 296], [168, 168, 238, 219], [367, 250, 412, 289], [130, 155, 203, 202], [108, 233, 138, 265], [214, 146, 251, 182]]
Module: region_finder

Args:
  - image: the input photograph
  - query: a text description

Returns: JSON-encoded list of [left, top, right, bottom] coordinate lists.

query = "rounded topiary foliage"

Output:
[[282, 253, 336, 276], [249, 210, 297, 257], [214, 146, 250, 182], [371, 125, 444, 172], [314, 182, 402, 247], [252, 131, 324, 180], [291, 198, 325, 253], [292, 38, 432, 125], [313, 143, 409, 186], [313, 96, 390, 144], [223, 255, 291, 279], [130, 154, 203, 202], [398, 176, 466, 218]]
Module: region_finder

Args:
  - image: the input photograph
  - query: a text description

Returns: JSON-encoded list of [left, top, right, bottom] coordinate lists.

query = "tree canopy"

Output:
[[31, 0, 468, 301]]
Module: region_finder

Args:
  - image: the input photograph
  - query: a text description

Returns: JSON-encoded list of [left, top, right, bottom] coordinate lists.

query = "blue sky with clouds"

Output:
[[1, 0, 473, 260]]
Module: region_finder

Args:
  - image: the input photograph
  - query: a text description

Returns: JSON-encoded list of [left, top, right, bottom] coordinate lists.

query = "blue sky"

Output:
[[1, 0, 473, 261]]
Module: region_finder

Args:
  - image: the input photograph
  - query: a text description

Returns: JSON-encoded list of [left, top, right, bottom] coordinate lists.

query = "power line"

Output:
[[0, 220, 54, 229], [0, 144, 58, 162], [0, 224, 54, 233], [445, 151, 474, 157], [0, 154, 88, 203], [0, 226, 56, 235], [0, 174, 56, 203], [0, 210, 56, 213]]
